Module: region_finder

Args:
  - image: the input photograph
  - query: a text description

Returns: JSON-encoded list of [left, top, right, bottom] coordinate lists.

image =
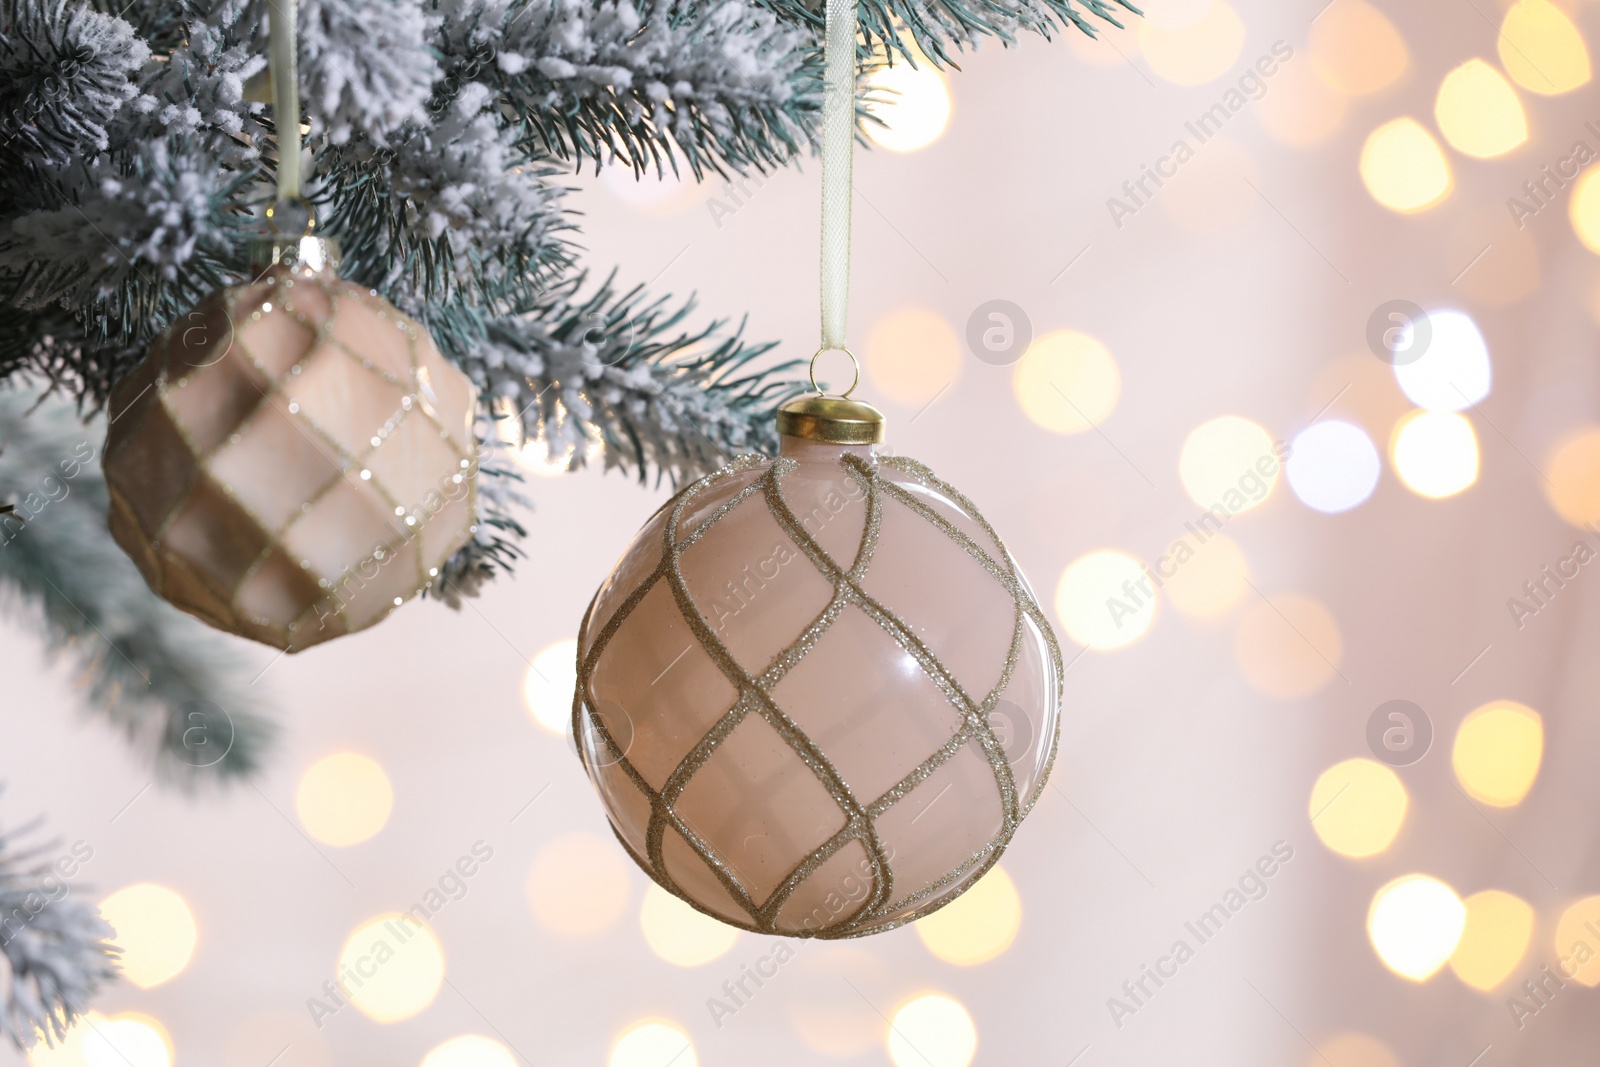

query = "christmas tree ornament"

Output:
[[101, 0, 478, 652], [571, 0, 1063, 938]]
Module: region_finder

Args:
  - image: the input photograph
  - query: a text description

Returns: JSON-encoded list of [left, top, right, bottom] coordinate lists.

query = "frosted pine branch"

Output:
[[0, 0, 148, 166], [456, 274, 803, 487], [0, 389, 274, 781], [439, 0, 821, 178], [0, 804, 118, 1051], [292, 0, 441, 146]]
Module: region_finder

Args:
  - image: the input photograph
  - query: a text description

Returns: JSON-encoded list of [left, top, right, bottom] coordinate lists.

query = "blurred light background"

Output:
[[7, 0, 1600, 1063]]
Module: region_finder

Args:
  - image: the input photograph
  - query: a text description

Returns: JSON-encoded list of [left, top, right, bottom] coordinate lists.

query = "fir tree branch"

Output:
[[0, 799, 119, 1051], [0, 389, 274, 781], [0, 0, 148, 167], [448, 272, 805, 488], [439, 0, 822, 179]]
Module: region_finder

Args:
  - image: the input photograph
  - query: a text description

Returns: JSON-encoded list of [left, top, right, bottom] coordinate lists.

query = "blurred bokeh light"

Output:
[[1178, 415, 1280, 513], [294, 752, 395, 847], [639, 883, 739, 967], [1544, 428, 1600, 526], [914, 865, 1022, 966], [1163, 532, 1250, 619], [1309, 758, 1407, 859], [1137, 0, 1246, 87], [865, 60, 951, 153], [1448, 889, 1534, 992], [1452, 701, 1543, 807], [1013, 330, 1121, 435], [527, 833, 634, 939], [609, 1021, 697, 1067], [1360, 118, 1452, 214], [1390, 411, 1479, 499], [1367, 875, 1467, 981], [1234, 593, 1342, 699], [887, 993, 977, 1067], [97, 884, 198, 990], [1286, 420, 1381, 513], [29, 1012, 173, 1067], [335, 914, 446, 1023], [1433, 59, 1526, 159], [1308, 0, 1408, 95], [1392, 309, 1490, 412], [523, 638, 579, 736], [1554, 896, 1600, 986], [1055, 549, 1157, 650], [1498, 0, 1591, 95], [419, 1035, 517, 1067], [865, 307, 961, 407]]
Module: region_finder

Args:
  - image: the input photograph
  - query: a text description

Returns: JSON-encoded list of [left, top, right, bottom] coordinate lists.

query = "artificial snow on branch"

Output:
[[0, 798, 119, 1051], [0, 389, 274, 781]]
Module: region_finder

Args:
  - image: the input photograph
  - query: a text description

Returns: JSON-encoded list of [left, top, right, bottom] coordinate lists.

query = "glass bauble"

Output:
[[575, 420, 1062, 938], [103, 262, 478, 652]]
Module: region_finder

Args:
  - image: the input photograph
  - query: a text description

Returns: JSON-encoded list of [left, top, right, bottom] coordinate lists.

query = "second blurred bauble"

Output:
[[104, 240, 479, 652], [574, 393, 1062, 938]]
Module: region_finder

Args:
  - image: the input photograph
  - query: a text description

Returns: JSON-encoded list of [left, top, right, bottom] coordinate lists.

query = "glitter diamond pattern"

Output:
[[104, 266, 478, 653], [576, 452, 1063, 939]]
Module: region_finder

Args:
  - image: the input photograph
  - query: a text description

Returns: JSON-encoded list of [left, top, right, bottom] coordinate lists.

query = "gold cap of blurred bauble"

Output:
[[104, 209, 480, 652]]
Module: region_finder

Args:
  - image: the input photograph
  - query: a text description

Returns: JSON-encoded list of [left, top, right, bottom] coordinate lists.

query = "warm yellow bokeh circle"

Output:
[[609, 1020, 698, 1067], [887, 993, 977, 1067], [295, 752, 395, 847], [1499, 0, 1591, 96], [1055, 549, 1157, 651], [335, 913, 446, 1023], [1554, 896, 1600, 987], [1449, 889, 1534, 992], [1360, 118, 1452, 214], [1367, 874, 1466, 981], [1452, 701, 1543, 807], [864, 62, 951, 153], [1571, 168, 1600, 256], [1013, 330, 1121, 435], [1435, 59, 1527, 159], [527, 832, 634, 939], [1391, 410, 1479, 499], [1233, 594, 1342, 699], [97, 884, 198, 990], [639, 883, 739, 967], [1177, 416, 1280, 513], [1308, 758, 1407, 859], [420, 1034, 518, 1067], [914, 865, 1022, 966], [28, 1011, 174, 1067], [524, 638, 579, 735], [1545, 428, 1600, 525], [865, 307, 961, 408]]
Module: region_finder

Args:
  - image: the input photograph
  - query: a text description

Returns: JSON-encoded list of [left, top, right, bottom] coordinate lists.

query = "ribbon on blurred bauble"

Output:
[[569, 0, 1066, 938], [102, 0, 480, 653]]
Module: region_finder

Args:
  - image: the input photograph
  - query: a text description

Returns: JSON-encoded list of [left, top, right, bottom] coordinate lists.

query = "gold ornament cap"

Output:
[[776, 395, 885, 444], [777, 346, 885, 444]]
